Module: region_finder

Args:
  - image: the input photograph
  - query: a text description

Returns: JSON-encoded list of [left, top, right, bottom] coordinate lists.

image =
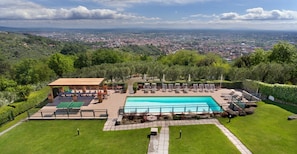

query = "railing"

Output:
[[120, 104, 223, 115], [27, 109, 108, 120]]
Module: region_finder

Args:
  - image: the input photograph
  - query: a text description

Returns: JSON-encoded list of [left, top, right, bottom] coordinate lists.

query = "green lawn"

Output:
[[219, 102, 297, 154], [169, 125, 240, 154], [0, 120, 149, 154], [1, 102, 297, 154]]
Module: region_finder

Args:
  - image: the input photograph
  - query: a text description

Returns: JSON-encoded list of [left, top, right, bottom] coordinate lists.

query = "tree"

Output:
[[0, 57, 11, 75], [249, 48, 269, 66], [196, 53, 222, 67], [0, 77, 17, 91], [268, 42, 297, 64], [74, 52, 92, 69], [13, 59, 54, 85], [232, 55, 252, 68], [60, 43, 87, 55], [92, 49, 123, 65], [166, 65, 182, 81], [15, 85, 33, 101], [159, 50, 201, 66], [228, 68, 251, 81], [48, 53, 74, 77]]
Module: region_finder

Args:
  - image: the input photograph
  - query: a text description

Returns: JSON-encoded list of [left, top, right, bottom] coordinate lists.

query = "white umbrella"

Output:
[[162, 74, 165, 82], [188, 74, 191, 82], [220, 74, 223, 88]]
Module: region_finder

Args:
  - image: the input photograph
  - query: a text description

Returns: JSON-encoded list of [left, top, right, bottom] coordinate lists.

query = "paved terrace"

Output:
[[35, 87, 235, 119]]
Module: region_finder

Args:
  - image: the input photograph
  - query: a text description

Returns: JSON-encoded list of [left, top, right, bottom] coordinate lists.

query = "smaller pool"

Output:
[[124, 96, 222, 114]]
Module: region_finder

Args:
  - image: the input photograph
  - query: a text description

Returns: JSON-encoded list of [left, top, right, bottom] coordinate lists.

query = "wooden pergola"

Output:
[[48, 78, 105, 102]]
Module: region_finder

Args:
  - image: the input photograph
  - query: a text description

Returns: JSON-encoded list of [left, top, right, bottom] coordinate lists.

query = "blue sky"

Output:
[[1, 0, 297, 30]]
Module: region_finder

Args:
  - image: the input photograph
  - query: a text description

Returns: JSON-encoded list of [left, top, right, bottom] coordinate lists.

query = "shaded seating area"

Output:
[[48, 78, 105, 103]]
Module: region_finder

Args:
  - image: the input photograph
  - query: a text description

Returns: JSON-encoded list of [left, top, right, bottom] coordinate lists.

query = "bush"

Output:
[[220, 81, 242, 89], [0, 106, 14, 125], [0, 86, 50, 125], [242, 79, 297, 105], [259, 83, 297, 105]]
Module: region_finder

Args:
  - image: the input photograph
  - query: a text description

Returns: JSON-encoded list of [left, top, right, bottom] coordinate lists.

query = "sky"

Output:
[[1, 0, 297, 30]]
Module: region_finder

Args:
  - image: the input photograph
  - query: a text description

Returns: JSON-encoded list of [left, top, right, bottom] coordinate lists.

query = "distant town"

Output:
[[16, 28, 297, 61]]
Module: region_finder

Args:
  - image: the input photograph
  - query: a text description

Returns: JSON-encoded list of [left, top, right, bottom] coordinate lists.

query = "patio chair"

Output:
[[144, 83, 150, 93], [204, 84, 210, 92], [175, 83, 180, 93], [151, 83, 157, 93], [162, 84, 167, 92], [168, 84, 173, 92], [221, 90, 235, 97], [183, 83, 188, 93], [193, 84, 198, 92], [209, 84, 215, 92], [198, 84, 204, 92]]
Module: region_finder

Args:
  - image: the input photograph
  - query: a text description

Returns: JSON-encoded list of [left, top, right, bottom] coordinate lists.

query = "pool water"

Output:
[[124, 96, 222, 114]]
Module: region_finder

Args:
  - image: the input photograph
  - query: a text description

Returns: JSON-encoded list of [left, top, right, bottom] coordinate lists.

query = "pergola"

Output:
[[48, 78, 105, 101]]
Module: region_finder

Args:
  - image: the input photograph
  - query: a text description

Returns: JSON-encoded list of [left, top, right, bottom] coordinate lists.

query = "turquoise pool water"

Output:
[[124, 96, 222, 114]]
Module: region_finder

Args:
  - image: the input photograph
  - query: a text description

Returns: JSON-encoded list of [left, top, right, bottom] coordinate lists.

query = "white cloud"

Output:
[[220, 7, 297, 20], [190, 14, 216, 18], [91, 0, 216, 9], [0, 0, 158, 20]]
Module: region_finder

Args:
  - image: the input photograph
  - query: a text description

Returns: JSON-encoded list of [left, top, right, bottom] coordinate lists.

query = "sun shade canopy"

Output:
[[48, 78, 104, 86]]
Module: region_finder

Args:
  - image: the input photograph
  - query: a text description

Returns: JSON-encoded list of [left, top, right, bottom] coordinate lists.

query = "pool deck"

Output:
[[102, 87, 233, 118], [37, 87, 234, 119]]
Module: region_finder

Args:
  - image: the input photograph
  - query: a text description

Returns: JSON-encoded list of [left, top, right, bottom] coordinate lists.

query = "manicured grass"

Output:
[[265, 100, 297, 114], [0, 112, 28, 132], [169, 125, 240, 154], [0, 120, 149, 154], [219, 102, 297, 154]]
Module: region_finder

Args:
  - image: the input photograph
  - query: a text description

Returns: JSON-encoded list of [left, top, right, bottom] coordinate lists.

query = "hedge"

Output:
[[0, 86, 50, 125], [242, 80, 259, 93], [258, 83, 297, 105], [0, 106, 14, 125], [243, 79, 297, 105]]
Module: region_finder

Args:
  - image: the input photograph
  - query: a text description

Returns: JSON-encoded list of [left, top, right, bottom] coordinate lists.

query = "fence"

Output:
[[119, 104, 223, 115], [27, 109, 108, 120]]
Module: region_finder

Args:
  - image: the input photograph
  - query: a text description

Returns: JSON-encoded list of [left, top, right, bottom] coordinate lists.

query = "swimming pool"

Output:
[[124, 96, 222, 114]]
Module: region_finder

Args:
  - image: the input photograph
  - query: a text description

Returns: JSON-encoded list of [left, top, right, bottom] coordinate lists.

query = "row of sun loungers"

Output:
[[144, 83, 157, 93], [59, 91, 98, 97], [143, 83, 216, 93], [192, 83, 216, 92]]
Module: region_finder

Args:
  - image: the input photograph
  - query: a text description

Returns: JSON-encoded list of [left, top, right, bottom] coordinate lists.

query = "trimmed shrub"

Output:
[[243, 79, 259, 93], [0, 86, 50, 125], [220, 81, 242, 89], [0, 106, 14, 125], [258, 83, 297, 105], [243, 79, 297, 105]]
